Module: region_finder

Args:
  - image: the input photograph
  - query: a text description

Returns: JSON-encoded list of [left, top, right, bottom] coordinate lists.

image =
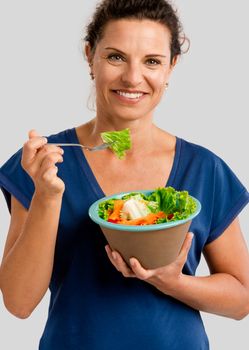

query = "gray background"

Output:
[[0, 0, 248, 349]]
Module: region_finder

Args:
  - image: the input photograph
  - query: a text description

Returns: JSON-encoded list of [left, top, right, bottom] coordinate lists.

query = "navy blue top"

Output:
[[1, 128, 249, 350]]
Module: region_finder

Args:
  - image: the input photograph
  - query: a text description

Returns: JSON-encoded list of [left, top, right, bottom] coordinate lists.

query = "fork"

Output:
[[48, 142, 112, 152]]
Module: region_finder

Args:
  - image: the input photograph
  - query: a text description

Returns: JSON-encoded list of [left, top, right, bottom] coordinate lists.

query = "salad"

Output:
[[98, 187, 197, 226], [100, 128, 131, 159]]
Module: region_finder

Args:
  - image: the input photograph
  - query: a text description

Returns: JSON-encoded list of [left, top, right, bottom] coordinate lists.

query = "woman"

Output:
[[0, 0, 249, 349]]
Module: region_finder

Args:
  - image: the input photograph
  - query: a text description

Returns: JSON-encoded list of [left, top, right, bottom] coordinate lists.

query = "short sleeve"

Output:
[[0, 149, 34, 212], [206, 156, 249, 244]]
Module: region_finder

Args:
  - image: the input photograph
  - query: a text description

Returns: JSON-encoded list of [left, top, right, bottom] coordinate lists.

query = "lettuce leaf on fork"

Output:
[[100, 128, 131, 159]]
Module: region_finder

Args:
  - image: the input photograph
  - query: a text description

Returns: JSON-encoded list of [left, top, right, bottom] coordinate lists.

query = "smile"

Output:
[[112, 90, 147, 103], [116, 90, 144, 99]]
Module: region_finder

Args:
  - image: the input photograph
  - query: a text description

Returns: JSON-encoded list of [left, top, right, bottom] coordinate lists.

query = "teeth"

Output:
[[116, 90, 144, 99]]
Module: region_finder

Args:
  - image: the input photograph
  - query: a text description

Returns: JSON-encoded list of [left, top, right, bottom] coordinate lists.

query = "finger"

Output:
[[105, 245, 122, 271], [129, 257, 154, 280], [176, 232, 194, 266], [22, 135, 48, 167], [34, 145, 64, 168], [28, 150, 63, 179], [105, 245, 116, 265], [27, 129, 48, 149], [105, 245, 136, 278], [38, 152, 64, 175], [41, 166, 59, 183], [28, 129, 39, 139], [113, 251, 137, 278]]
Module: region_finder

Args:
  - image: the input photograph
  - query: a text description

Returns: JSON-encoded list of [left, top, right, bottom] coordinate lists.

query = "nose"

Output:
[[121, 61, 143, 88]]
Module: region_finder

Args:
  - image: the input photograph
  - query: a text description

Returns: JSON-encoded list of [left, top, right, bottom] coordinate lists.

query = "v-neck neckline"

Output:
[[69, 127, 182, 199]]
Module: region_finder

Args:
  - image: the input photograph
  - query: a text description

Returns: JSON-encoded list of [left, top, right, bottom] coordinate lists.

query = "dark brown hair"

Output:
[[84, 0, 187, 64]]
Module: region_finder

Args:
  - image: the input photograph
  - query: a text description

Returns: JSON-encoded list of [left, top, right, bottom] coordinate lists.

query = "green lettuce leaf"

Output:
[[98, 199, 115, 220], [100, 128, 131, 159], [148, 187, 197, 222], [146, 200, 159, 213]]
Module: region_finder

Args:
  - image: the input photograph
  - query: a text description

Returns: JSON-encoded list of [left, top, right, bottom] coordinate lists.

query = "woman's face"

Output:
[[87, 19, 176, 122]]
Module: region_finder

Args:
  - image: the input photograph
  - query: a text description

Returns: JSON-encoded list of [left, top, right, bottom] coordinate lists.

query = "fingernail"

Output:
[[130, 259, 136, 267]]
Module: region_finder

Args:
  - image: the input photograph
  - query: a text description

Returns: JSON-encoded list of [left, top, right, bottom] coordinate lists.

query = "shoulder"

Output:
[[179, 137, 225, 169], [176, 136, 245, 190], [178, 136, 248, 201], [46, 128, 75, 143]]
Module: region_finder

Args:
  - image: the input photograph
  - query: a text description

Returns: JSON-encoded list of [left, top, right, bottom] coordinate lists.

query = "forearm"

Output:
[[160, 273, 249, 320], [0, 192, 62, 317], [107, 228, 249, 321]]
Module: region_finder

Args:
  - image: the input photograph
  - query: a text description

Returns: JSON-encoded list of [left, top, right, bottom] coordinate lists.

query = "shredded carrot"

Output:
[[144, 212, 165, 224], [120, 211, 166, 226], [108, 200, 124, 221], [121, 217, 145, 225]]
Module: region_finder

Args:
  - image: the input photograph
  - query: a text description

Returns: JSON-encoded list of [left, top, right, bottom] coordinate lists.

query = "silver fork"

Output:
[[48, 142, 112, 152]]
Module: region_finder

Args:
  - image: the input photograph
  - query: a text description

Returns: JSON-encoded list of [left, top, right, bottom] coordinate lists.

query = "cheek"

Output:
[[148, 72, 166, 94], [95, 71, 119, 100], [95, 68, 118, 104], [146, 67, 168, 85]]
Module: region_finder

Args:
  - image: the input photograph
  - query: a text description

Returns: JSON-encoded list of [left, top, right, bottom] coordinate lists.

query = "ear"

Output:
[[167, 55, 179, 77], [85, 43, 93, 65], [170, 55, 179, 69]]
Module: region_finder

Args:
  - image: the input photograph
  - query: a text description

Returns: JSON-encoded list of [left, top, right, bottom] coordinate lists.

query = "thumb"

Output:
[[28, 129, 39, 139]]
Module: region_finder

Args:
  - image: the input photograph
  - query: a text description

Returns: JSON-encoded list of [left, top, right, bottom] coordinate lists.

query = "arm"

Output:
[[105, 218, 249, 320], [0, 130, 64, 318]]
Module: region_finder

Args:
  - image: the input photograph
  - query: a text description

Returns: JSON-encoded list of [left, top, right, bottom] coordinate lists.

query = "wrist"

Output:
[[33, 190, 64, 206], [153, 272, 186, 296], [164, 273, 193, 298]]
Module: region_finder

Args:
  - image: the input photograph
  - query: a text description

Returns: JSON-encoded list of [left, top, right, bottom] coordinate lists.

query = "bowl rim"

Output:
[[88, 189, 201, 232]]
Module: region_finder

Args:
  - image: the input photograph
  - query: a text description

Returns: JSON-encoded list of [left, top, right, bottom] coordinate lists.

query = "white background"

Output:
[[0, 1, 248, 349]]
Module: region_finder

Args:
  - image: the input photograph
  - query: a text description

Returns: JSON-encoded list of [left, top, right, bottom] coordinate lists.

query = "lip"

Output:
[[111, 90, 148, 104], [113, 89, 148, 94]]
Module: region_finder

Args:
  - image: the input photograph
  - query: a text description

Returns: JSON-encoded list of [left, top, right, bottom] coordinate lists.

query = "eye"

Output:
[[146, 58, 161, 66], [106, 53, 125, 63]]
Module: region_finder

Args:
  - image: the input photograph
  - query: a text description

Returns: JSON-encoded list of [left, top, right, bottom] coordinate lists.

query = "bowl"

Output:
[[89, 190, 201, 269]]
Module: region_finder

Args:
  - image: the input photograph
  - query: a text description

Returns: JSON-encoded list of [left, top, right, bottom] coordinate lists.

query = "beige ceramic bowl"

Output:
[[89, 190, 201, 269]]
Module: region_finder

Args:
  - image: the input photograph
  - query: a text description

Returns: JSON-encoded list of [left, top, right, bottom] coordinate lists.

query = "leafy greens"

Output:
[[98, 186, 197, 225], [100, 128, 131, 159]]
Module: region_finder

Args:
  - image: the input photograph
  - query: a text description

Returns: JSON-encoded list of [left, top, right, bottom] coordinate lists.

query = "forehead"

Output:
[[97, 19, 171, 53]]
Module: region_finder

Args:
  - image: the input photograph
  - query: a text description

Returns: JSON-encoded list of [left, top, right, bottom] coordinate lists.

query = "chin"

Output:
[[110, 107, 151, 121], [112, 113, 146, 123]]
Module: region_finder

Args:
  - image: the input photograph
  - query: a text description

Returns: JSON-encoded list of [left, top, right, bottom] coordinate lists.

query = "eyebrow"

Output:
[[104, 47, 167, 58]]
